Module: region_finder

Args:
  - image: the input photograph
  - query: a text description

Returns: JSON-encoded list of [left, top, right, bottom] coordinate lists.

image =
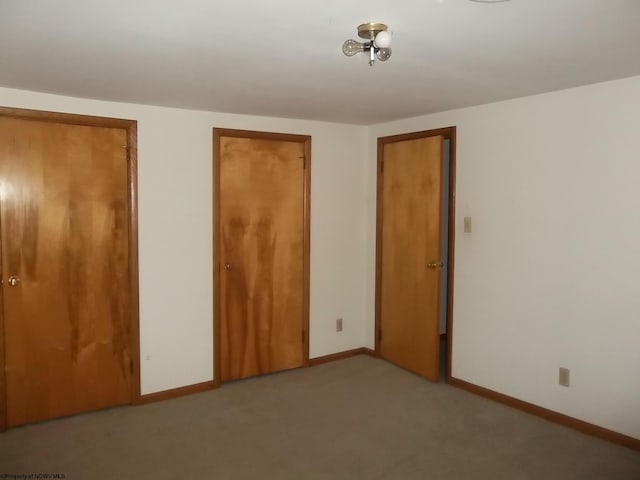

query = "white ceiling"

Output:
[[1, 0, 639, 124]]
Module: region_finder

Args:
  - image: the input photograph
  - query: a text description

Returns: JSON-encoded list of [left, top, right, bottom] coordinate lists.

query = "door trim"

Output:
[[374, 127, 457, 382], [0, 106, 141, 430], [212, 128, 311, 386]]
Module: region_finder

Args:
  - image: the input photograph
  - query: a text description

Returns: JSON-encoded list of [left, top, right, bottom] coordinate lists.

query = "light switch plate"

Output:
[[464, 216, 472, 233]]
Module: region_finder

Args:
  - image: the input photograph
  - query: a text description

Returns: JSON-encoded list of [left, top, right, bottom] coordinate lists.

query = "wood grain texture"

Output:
[[137, 380, 217, 405], [126, 123, 142, 403], [0, 221, 5, 431], [309, 348, 371, 366], [0, 106, 135, 129], [378, 135, 443, 381], [217, 132, 308, 382], [0, 116, 132, 426]]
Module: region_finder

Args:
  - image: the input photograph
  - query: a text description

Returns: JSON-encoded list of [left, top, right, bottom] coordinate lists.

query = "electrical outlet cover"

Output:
[[559, 367, 570, 387]]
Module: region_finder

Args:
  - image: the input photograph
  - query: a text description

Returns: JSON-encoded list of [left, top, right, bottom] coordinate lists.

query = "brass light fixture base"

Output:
[[343, 22, 392, 66], [357, 22, 388, 40]]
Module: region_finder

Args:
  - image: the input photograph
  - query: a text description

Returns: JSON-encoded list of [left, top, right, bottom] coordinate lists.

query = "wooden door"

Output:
[[0, 116, 133, 426], [377, 135, 444, 381], [215, 131, 310, 382]]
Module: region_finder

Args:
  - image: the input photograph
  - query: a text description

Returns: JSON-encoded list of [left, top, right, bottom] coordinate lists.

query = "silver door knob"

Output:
[[224, 263, 231, 270], [427, 261, 444, 269], [7, 276, 20, 286]]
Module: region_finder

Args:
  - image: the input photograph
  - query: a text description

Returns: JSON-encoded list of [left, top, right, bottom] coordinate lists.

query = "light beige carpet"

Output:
[[1, 355, 639, 479]]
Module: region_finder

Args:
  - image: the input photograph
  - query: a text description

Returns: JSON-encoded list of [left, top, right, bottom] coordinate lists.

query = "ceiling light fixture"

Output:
[[342, 22, 392, 66]]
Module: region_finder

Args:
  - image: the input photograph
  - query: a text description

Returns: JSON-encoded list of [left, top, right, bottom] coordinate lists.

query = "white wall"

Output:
[[367, 76, 640, 440], [0, 87, 369, 395], [5, 75, 639, 440]]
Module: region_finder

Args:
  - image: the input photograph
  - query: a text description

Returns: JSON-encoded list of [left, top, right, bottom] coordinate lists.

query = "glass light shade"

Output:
[[342, 39, 364, 56], [374, 31, 392, 49], [376, 48, 392, 62]]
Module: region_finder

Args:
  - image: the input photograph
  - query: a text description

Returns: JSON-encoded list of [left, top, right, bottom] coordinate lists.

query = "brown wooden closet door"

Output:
[[219, 136, 304, 382], [379, 135, 443, 381], [0, 117, 131, 426]]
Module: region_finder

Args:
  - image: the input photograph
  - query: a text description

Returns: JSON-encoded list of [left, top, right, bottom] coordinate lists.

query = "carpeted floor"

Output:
[[1, 355, 639, 479]]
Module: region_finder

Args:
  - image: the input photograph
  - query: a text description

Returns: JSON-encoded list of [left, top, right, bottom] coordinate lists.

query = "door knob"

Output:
[[7, 275, 20, 286], [224, 263, 232, 270], [427, 261, 444, 269]]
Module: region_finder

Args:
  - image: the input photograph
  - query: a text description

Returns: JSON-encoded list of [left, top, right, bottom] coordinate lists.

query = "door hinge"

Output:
[[299, 156, 306, 169], [130, 359, 134, 374], [378, 329, 382, 341], [380, 159, 384, 173], [302, 330, 305, 343]]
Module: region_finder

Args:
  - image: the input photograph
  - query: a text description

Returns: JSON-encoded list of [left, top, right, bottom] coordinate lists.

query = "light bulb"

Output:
[[374, 30, 392, 49], [376, 48, 392, 62], [342, 39, 365, 56]]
